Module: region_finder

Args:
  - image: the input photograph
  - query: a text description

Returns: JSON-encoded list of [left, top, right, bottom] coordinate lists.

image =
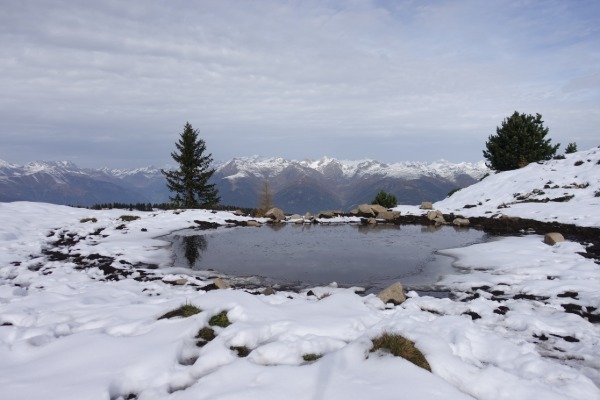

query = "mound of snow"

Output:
[[434, 147, 600, 227]]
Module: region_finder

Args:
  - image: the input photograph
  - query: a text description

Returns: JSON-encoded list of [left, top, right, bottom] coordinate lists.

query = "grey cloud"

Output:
[[1, 0, 599, 168]]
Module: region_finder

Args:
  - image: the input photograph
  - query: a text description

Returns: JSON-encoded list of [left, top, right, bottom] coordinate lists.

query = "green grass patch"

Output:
[[158, 304, 201, 320], [302, 353, 322, 362], [370, 332, 431, 372], [209, 311, 231, 327], [195, 327, 216, 341], [119, 215, 140, 222], [80, 217, 97, 223]]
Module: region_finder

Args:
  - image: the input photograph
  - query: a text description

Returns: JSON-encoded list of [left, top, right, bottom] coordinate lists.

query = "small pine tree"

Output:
[[483, 111, 560, 171], [565, 142, 578, 154], [161, 122, 220, 208], [372, 190, 397, 208]]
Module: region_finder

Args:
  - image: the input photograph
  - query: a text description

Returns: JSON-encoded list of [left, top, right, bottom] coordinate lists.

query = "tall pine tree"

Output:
[[161, 122, 220, 208], [483, 111, 559, 171]]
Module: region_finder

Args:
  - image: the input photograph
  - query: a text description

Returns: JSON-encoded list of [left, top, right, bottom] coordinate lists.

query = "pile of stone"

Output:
[[349, 204, 401, 224], [422, 202, 470, 227]]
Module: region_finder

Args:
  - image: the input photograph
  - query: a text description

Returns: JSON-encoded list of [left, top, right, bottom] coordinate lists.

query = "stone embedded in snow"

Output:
[[544, 232, 565, 246], [262, 287, 276, 296], [213, 277, 231, 289], [377, 282, 406, 305], [265, 207, 285, 221], [174, 278, 187, 285], [453, 218, 470, 227], [357, 204, 375, 217], [232, 210, 245, 216], [288, 214, 302, 220], [420, 202, 433, 209]]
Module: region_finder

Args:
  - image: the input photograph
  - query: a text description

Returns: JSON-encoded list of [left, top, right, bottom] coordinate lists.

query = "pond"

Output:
[[168, 223, 491, 294]]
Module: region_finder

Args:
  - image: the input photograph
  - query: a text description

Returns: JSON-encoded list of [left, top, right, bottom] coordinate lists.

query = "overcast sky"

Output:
[[1, 0, 599, 168]]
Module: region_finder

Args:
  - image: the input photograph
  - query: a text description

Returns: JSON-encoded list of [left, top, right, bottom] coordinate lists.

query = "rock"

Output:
[[262, 287, 276, 296], [232, 209, 245, 216], [265, 208, 285, 221], [377, 210, 401, 221], [420, 202, 433, 210], [350, 209, 359, 215], [357, 204, 375, 217], [246, 220, 261, 227], [370, 204, 388, 215], [544, 232, 565, 246], [453, 218, 470, 227], [213, 277, 231, 289], [304, 212, 312, 219], [294, 219, 304, 224], [318, 211, 335, 219], [377, 282, 406, 305], [368, 217, 377, 225], [289, 214, 302, 220], [174, 278, 188, 285], [427, 210, 443, 220]]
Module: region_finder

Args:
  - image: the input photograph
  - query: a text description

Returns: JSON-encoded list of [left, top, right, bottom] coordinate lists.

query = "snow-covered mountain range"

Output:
[[0, 156, 488, 212]]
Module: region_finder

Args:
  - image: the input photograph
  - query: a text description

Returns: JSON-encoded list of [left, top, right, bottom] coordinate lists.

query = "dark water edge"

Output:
[[167, 223, 491, 295]]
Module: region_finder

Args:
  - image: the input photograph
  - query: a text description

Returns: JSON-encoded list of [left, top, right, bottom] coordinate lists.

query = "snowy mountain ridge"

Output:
[[215, 156, 488, 181]]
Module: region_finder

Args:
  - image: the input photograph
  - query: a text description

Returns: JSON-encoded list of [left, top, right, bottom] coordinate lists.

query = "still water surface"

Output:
[[169, 223, 490, 293]]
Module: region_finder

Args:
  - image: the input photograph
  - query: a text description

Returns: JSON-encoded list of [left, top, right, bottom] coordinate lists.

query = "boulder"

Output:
[[262, 287, 276, 296], [350, 209, 359, 215], [289, 214, 302, 220], [427, 210, 443, 221], [453, 218, 470, 227], [232, 209, 245, 216], [377, 282, 406, 305], [420, 202, 433, 210], [357, 204, 375, 217], [370, 204, 388, 215], [265, 207, 285, 221], [213, 277, 231, 289], [544, 232, 565, 246], [304, 212, 312, 220], [246, 220, 261, 227], [377, 210, 401, 221], [433, 216, 446, 225], [174, 278, 188, 285], [367, 217, 377, 225], [294, 219, 304, 224], [318, 211, 335, 219]]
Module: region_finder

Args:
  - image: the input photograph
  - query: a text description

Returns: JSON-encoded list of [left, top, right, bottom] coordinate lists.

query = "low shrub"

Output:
[[595, 190, 600, 198], [119, 215, 140, 222], [158, 304, 201, 320], [208, 311, 231, 327], [80, 218, 97, 223], [574, 160, 584, 166], [447, 188, 461, 198], [370, 332, 431, 371]]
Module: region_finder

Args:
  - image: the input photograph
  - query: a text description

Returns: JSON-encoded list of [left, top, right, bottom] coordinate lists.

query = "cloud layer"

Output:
[[1, 0, 599, 167]]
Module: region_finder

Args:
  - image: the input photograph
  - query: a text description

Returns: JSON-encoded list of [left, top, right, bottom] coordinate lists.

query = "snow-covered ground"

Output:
[[1, 149, 600, 399]]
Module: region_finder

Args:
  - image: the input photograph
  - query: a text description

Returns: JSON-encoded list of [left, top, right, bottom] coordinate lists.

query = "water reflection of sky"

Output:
[[170, 224, 490, 292]]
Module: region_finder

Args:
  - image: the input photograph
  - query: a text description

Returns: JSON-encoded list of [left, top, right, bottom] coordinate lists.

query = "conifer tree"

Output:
[[565, 142, 578, 154], [161, 122, 220, 208], [372, 190, 397, 208], [483, 111, 559, 171]]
